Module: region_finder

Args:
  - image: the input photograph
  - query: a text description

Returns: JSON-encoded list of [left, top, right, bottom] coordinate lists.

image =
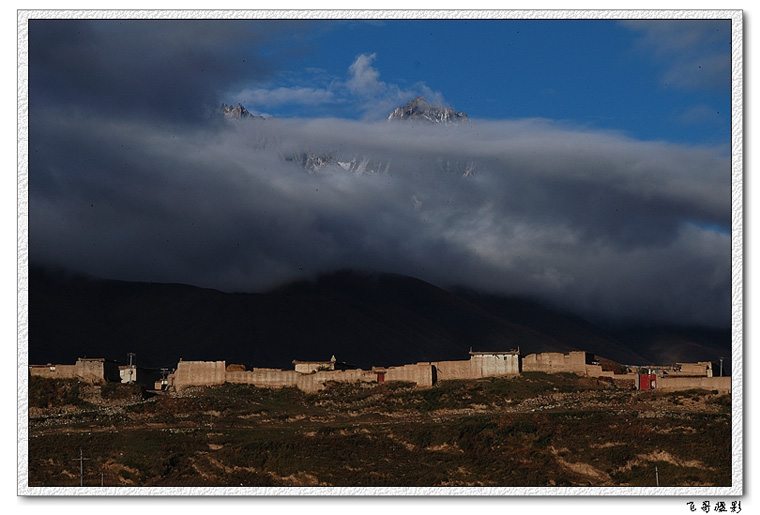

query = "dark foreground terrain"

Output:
[[27, 373, 732, 488]]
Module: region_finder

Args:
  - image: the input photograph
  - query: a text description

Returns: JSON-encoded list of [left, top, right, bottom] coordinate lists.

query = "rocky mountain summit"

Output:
[[283, 152, 389, 175], [219, 103, 264, 120], [386, 96, 469, 124], [221, 97, 467, 124]]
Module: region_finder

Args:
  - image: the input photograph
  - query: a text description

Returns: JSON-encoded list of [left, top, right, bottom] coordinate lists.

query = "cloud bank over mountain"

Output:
[[30, 111, 730, 327]]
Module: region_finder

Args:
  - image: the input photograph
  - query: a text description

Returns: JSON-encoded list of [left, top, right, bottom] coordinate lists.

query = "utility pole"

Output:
[[655, 465, 660, 487], [72, 448, 90, 486], [127, 352, 136, 383], [719, 357, 724, 377], [160, 368, 169, 390]]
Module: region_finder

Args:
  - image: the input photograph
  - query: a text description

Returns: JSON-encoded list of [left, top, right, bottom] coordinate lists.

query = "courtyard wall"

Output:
[[522, 351, 592, 375], [433, 351, 520, 381], [657, 376, 731, 393]]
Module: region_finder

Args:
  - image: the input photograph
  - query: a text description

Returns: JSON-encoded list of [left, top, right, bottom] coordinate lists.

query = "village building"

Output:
[[29, 357, 120, 384], [632, 360, 729, 392], [154, 372, 171, 391], [522, 350, 594, 375], [119, 365, 161, 388], [431, 350, 521, 380], [673, 361, 716, 377], [30, 350, 731, 394], [292, 355, 359, 374]]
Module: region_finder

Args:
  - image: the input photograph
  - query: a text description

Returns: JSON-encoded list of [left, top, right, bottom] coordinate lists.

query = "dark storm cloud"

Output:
[[28, 19, 301, 122], [29, 111, 731, 328]]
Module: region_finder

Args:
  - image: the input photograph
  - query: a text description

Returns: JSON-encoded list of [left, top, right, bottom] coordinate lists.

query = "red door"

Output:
[[639, 373, 656, 390]]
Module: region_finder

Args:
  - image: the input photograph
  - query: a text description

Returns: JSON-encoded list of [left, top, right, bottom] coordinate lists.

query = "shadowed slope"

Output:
[[28, 267, 726, 370]]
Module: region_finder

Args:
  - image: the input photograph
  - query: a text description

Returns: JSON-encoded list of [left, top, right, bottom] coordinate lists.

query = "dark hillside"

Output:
[[611, 325, 732, 372], [28, 266, 726, 370], [453, 290, 650, 365]]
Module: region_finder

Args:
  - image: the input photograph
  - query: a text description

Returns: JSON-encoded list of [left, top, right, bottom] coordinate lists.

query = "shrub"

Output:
[[707, 394, 731, 409], [101, 382, 144, 401], [28, 377, 89, 408]]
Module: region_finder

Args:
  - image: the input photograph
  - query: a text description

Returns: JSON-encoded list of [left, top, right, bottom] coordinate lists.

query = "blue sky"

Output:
[[227, 19, 732, 147]]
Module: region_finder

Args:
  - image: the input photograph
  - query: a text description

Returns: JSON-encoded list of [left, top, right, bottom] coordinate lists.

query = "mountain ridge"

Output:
[[219, 102, 265, 120], [28, 266, 729, 372], [386, 96, 469, 124], [218, 97, 476, 176]]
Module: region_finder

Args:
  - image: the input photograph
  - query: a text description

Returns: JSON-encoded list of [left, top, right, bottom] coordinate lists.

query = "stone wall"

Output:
[[172, 360, 434, 392], [610, 375, 637, 389], [181, 363, 387, 392], [470, 352, 520, 377], [430, 359, 472, 380], [293, 362, 333, 374], [29, 364, 77, 380], [432, 352, 520, 381], [522, 351, 592, 375], [226, 367, 301, 388], [300, 369, 378, 393], [30, 358, 119, 384], [173, 360, 227, 390], [384, 363, 435, 387], [657, 376, 731, 393], [75, 359, 101, 383], [585, 364, 618, 378], [76, 358, 120, 384]]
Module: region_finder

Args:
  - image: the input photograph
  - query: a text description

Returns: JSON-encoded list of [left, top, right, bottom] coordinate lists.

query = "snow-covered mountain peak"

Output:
[[219, 103, 265, 120], [386, 97, 469, 124]]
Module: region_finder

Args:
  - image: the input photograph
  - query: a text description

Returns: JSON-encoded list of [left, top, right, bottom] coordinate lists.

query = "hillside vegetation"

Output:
[[27, 373, 731, 488]]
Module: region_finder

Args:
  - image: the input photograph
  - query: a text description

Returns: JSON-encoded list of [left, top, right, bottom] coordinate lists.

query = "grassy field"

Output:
[[26, 374, 732, 487]]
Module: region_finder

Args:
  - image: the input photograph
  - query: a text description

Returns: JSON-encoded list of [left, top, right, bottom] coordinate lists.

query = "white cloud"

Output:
[[235, 86, 336, 108], [346, 52, 384, 96], [676, 104, 723, 126], [621, 19, 731, 93], [230, 52, 446, 120], [662, 52, 731, 92]]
